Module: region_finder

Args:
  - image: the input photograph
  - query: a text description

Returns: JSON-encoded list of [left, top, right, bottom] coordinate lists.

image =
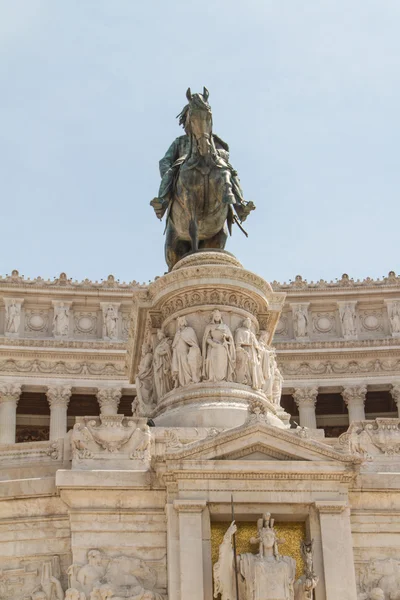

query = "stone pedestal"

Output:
[[315, 501, 358, 600], [127, 250, 289, 429]]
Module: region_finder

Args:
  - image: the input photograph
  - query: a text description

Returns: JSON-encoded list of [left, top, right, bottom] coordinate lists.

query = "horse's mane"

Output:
[[176, 93, 212, 129]]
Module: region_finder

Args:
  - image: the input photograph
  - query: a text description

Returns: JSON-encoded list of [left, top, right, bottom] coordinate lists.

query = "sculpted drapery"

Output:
[[214, 516, 296, 600], [171, 316, 202, 388], [202, 310, 236, 382], [234, 318, 264, 390], [153, 330, 173, 399]]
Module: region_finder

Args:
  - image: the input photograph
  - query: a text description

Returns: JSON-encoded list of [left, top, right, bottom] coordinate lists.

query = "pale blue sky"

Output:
[[1, 1, 399, 284]]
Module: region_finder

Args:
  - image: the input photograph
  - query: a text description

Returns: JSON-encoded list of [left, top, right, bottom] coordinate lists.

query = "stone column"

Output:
[[342, 385, 367, 422], [293, 386, 318, 428], [391, 383, 400, 417], [96, 387, 122, 415], [174, 499, 207, 600], [315, 501, 358, 600], [46, 386, 72, 440], [0, 383, 22, 444]]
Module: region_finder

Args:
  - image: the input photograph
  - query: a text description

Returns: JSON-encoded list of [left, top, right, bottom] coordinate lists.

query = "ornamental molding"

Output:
[[275, 337, 400, 350], [173, 499, 207, 512], [147, 264, 280, 304], [271, 271, 400, 292], [0, 335, 127, 350], [0, 357, 126, 377], [0, 439, 62, 463], [164, 420, 359, 464], [160, 287, 262, 320], [314, 501, 347, 514], [0, 269, 146, 290], [280, 356, 400, 378], [164, 470, 356, 483]]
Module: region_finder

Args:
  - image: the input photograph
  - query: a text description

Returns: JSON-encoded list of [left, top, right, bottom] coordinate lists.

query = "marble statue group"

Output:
[[135, 310, 283, 415]]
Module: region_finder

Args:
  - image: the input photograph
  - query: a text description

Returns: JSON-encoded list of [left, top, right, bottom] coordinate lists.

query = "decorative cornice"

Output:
[[0, 270, 147, 290], [271, 272, 400, 292], [173, 499, 207, 513], [0, 357, 126, 378], [0, 336, 127, 350], [165, 421, 359, 464], [314, 501, 347, 514]]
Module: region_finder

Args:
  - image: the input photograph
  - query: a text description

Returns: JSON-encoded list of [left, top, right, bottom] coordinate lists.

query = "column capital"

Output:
[[173, 499, 207, 513], [96, 387, 122, 414], [341, 385, 367, 406], [315, 501, 348, 514], [293, 386, 318, 408], [46, 385, 72, 408], [391, 383, 400, 405], [0, 382, 22, 403]]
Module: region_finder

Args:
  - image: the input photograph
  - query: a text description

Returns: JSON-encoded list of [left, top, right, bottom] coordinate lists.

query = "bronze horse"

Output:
[[153, 88, 254, 270]]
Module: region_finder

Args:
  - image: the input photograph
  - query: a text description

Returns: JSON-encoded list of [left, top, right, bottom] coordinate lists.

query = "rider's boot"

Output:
[[223, 184, 235, 205]]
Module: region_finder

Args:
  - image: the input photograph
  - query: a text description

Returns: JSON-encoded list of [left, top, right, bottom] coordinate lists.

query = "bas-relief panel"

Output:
[[73, 311, 100, 339], [358, 308, 386, 339], [24, 308, 50, 338], [211, 521, 305, 580]]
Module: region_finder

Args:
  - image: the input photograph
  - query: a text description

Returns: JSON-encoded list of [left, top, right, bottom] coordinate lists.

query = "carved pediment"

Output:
[[165, 421, 359, 464]]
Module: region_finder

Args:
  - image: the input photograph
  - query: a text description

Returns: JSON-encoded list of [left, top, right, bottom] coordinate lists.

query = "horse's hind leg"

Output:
[[200, 225, 228, 250], [165, 222, 191, 271], [189, 218, 198, 253]]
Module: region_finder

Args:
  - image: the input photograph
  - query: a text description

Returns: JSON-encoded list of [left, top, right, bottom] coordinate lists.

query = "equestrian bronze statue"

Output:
[[151, 88, 255, 270]]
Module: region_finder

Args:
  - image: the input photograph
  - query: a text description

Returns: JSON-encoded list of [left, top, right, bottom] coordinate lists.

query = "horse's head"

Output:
[[180, 87, 213, 156]]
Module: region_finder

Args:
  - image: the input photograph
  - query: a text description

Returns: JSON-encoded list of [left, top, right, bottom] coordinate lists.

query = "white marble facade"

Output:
[[1, 262, 400, 600]]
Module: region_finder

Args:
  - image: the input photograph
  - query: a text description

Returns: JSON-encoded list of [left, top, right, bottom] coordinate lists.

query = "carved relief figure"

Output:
[[214, 515, 296, 600], [202, 310, 236, 382], [104, 305, 118, 339], [270, 350, 283, 406], [294, 306, 308, 338], [153, 330, 173, 399], [68, 549, 163, 599], [390, 302, 400, 334], [30, 576, 64, 600], [65, 590, 86, 600], [171, 316, 201, 387], [53, 303, 70, 337], [234, 318, 264, 390], [135, 343, 154, 411], [258, 330, 273, 395], [342, 304, 357, 337], [358, 557, 400, 600], [68, 549, 106, 596], [5, 300, 21, 334]]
